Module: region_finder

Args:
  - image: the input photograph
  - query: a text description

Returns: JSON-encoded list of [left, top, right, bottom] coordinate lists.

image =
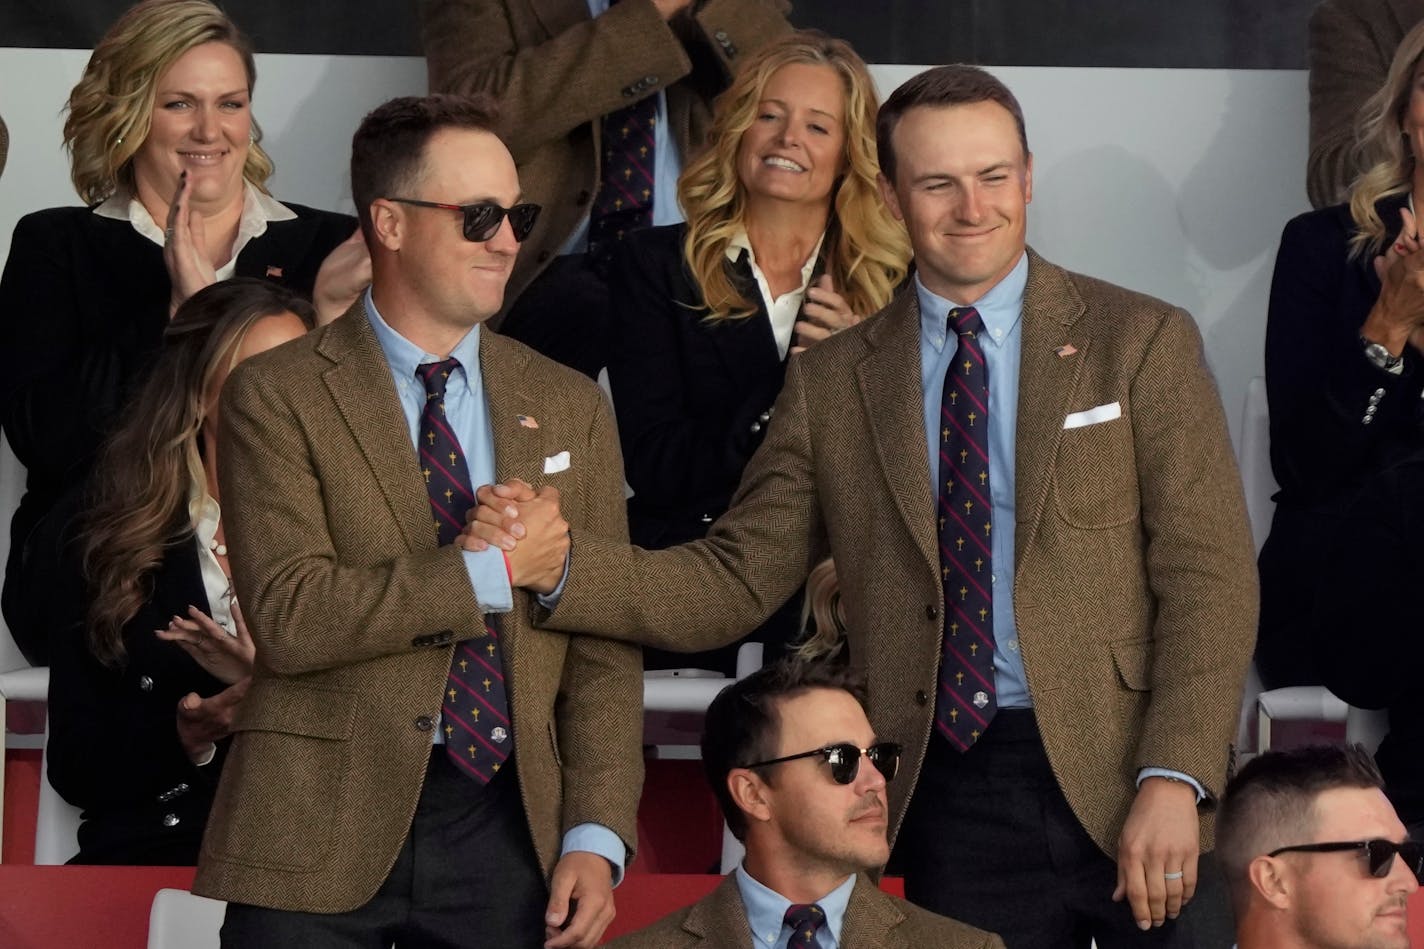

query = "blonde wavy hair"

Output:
[[679, 32, 910, 322], [1348, 19, 1424, 258], [81, 279, 312, 667], [63, 0, 273, 205], [795, 558, 847, 660]]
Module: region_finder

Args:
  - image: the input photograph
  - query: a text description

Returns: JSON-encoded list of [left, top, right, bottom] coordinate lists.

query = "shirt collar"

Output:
[[734, 863, 856, 947], [724, 226, 826, 285], [364, 287, 482, 391], [94, 180, 296, 248], [187, 479, 221, 546], [916, 250, 1029, 352]]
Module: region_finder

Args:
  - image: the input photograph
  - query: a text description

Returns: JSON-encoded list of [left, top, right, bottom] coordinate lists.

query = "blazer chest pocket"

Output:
[[1052, 414, 1139, 529], [205, 682, 356, 870]]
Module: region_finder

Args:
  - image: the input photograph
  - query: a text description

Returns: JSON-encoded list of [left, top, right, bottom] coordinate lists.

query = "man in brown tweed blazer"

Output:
[[421, 0, 792, 376], [610, 659, 1004, 949], [193, 95, 642, 948], [474, 64, 1256, 948]]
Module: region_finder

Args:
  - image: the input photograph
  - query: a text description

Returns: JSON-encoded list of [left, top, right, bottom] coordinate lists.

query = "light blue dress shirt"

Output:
[[558, 0, 685, 256], [735, 864, 854, 949], [915, 257, 1204, 799], [364, 291, 627, 878]]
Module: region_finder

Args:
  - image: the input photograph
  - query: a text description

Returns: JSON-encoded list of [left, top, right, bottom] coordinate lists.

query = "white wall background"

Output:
[[0, 52, 1307, 449]]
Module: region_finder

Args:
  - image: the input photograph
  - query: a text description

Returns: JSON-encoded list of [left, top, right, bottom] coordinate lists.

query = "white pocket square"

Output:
[[1063, 402, 1122, 430], [543, 450, 571, 474]]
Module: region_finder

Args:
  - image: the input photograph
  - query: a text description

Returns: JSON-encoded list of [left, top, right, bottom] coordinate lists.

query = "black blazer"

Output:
[[1258, 196, 1424, 689], [40, 492, 230, 866], [0, 202, 356, 665], [606, 222, 788, 548]]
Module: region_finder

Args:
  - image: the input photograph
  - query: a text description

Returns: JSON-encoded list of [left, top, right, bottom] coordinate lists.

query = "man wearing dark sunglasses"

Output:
[[611, 659, 1003, 948], [194, 94, 643, 949], [1218, 744, 1420, 949]]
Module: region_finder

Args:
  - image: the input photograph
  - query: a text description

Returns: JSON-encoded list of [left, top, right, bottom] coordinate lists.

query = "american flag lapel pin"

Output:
[[518, 415, 539, 429], [265, 265, 284, 278], [1055, 344, 1078, 358]]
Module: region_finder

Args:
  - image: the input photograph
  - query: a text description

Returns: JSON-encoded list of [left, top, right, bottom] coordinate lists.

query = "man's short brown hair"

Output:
[[350, 93, 501, 242], [876, 64, 1029, 184]]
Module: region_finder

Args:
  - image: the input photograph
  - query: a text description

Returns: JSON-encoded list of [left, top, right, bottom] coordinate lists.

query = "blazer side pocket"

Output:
[[205, 682, 356, 871]]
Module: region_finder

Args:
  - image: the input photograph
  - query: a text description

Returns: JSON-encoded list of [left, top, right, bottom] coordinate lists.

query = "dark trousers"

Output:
[[895, 712, 1233, 949], [498, 252, 611, 380], [220, 752, 547, 948]]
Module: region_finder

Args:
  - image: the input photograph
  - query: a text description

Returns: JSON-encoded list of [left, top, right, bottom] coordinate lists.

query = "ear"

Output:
[[877, 172, 904, 223], [728, 768, 774, 829], [370, 199, 403, 253], [1248, 855, 1292, 910], [1023, 152, 1034, 205]]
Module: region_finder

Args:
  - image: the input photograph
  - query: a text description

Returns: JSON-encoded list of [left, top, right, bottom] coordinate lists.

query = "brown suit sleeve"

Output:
[[1306, 0, 1394, 209], [541, 346, 822, 649], [421, 0, 790, 161], [553, 388, 644, 848], [1128, 308, 1257, 799], [219, 359, 486, 676]]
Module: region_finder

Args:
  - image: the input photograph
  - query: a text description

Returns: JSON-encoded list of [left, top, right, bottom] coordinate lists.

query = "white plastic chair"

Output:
[[0, 433, 50, 860], [33, 722, 81, 865], [146, 888, 227, 949]]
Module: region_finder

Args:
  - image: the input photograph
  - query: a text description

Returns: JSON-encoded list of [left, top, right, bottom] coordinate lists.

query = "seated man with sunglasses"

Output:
[[192, 94, 643, 949], [1217, 744, 1421, 949], [611, 658, 1003, 948]]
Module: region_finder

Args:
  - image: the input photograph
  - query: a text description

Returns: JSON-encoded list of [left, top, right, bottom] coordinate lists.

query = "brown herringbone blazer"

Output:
[[193, 304, 642, 912], [544, 250, 1258, 857], [608, 873, 1004, 949], [420, 0, 793, 313], [1306, 0, 1424, 208]]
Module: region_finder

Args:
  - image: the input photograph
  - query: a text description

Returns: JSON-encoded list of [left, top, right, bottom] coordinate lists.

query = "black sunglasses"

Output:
[[743, 742, 902, 785], [1268, 839, 1424, 882], [385, 198, 541, 243]]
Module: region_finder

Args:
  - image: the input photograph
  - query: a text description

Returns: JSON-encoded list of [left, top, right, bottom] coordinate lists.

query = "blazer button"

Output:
[[139, 676, 154, 692], [700, 514, 714, 524], [162, 814, 180, 828], [915, 690, 929, 706], [925, 604, 939, 620], [415, 715, 435, 732]]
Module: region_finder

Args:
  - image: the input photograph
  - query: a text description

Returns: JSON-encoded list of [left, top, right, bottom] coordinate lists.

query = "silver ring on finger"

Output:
[[1164, 871, 1184, 881]]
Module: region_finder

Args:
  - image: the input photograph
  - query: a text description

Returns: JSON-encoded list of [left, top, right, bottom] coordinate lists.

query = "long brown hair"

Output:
[[81, 278, 312, 665], [679, 32, 909, 323]]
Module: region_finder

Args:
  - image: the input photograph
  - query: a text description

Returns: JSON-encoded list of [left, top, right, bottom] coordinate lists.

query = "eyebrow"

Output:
[[759, 97, 841, 122], [158, 88, 250, 99]]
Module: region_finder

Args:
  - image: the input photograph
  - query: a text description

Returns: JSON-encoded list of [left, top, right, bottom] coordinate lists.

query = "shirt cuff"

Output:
[[561, 823, 627, 887], [1137, 767, 1206, 804], [461, 547, 513, 612], [191, 742, 218, 767], [536, 551, 572, 610]]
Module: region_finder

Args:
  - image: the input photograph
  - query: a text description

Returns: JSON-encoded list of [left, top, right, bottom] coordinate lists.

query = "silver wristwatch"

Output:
[[1361, 337, 1404, 373]]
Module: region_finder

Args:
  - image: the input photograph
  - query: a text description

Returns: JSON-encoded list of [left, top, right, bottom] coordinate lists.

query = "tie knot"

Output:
[[418, 357, 462, 399], [784, 903, 826, 943], [948, 306, 983, 337]]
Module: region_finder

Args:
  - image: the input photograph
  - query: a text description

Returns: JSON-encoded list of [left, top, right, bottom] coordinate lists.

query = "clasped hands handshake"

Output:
[[456, 480, 570, 595]]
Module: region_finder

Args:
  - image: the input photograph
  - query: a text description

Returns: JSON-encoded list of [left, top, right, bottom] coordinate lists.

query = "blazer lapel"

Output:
[[708, 252, 785, 389], [1013, 250, 1088, 571], [838, 875, 906, 949], [681, 874, 751, 948], [318, 302, 434, 553], [857, 287, 938, 578], [481, 332, 548, 489]]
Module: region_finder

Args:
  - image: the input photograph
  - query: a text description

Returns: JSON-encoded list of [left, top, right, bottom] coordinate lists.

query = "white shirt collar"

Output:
[[95, 181, 296, 278]]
